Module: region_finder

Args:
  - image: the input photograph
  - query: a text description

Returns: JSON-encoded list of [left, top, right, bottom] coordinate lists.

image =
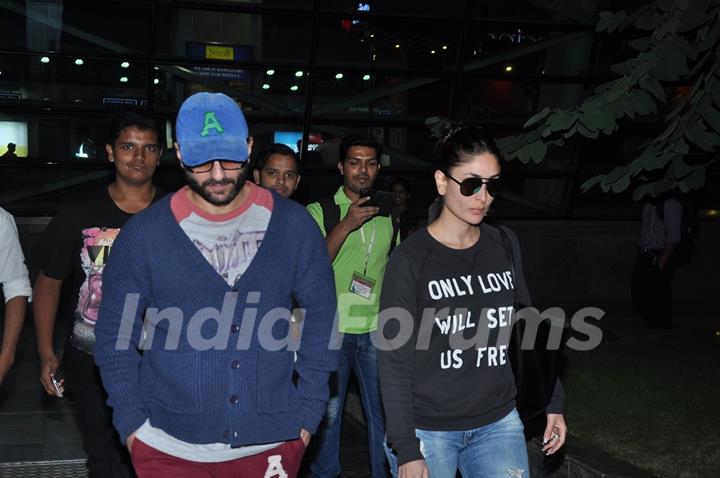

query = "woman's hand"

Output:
[[399, 459, 429, 478], [542, 413, 567, 455]]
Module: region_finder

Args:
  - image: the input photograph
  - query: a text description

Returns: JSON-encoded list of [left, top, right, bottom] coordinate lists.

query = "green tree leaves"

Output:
[[523, 107, 552, 129], [515, 141, 548, 164], [640, 76, 667, 102], [428, 1, 719, 201], [597, 11, 628, 33], [503, 0, 720, 199]]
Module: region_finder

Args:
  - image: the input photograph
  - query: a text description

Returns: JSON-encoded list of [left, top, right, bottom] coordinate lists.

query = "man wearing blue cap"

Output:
[[94, 92, 338, 477]]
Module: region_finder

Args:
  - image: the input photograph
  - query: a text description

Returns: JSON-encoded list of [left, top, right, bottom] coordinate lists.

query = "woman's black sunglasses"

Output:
[[444, 172, 501, 197]]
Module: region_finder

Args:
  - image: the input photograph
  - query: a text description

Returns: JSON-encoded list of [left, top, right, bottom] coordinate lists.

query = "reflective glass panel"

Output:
[[0, 53, 149, 110], [153, 65, 306, 116], [319, 0, 464, 17], [154, 7, 312, 64], [312, 74, 453, 119], [316, 16, 461, 70], [0, 0, 150, 56]]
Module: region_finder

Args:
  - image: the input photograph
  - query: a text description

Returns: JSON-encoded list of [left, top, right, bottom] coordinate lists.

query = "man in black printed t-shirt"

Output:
[[32, 110, 164, 478]]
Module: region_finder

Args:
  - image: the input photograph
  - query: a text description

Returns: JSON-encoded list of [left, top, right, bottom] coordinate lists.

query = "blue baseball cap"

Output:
[[176, 92, 249, 167]]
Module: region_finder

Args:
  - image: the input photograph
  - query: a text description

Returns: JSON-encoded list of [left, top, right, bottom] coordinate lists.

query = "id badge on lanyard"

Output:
[[348, 223, 376, 300]]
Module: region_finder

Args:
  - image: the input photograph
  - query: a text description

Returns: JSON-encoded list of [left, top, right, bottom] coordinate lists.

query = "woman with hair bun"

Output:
[[378, 128, 566, 478]]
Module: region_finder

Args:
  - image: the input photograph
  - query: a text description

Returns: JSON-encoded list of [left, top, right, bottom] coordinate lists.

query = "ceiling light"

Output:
[[266, 69, 275, 76], [363, 74, 371, 81], [121, 61, 130, 68], [73, 98, 83, 103], [394, 44, 400, 49], [290, 85, 299, 91], [295, 70, 303, 77], [120, 76, 128, 83], [442, 45, 448, 50], [430, 50, 436, 54], [74, 58, 84, 66], [370, 33, 375, 38], [505, 65, 513, 72], [154, 66, 159, 70], [335, 73, 343, 79], [40, 56, 50, 64], [153, 78, 159, 85], [262, 83, 270, 90]]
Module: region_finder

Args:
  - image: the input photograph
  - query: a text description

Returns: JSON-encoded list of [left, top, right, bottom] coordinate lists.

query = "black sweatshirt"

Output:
[[378, 224, 564, 465]]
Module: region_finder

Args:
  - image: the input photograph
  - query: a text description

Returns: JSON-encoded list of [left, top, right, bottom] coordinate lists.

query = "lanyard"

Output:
[[358, 221, 376, 276]]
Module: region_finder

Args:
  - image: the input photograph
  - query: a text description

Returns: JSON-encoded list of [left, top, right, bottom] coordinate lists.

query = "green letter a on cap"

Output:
[[200, 112, 224, 137]]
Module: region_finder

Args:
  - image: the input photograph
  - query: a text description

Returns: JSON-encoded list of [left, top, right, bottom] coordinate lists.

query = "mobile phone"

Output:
[[51, 374, 64, 398], [359, 188, 374, 205], [359, 189, 393, 217]]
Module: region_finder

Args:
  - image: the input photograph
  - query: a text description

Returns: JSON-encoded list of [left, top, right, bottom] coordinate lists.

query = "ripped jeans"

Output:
[[384, 409, 528, 478]]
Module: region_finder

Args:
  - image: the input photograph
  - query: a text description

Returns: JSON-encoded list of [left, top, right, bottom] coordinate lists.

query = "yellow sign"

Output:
[[205, 45, 234, 61]]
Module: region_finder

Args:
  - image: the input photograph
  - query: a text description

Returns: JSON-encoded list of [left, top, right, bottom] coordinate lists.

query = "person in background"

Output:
[[250, 142, 305, 352], [250, 143, 301, 199], [379, 127, 566, 478], [632, 193, 682, 329], [306, 134, 392, 478], [389, 177, 418, 243], [0, 206, 32, 384], [1, 142, 18, 159], [32, 110, 164, 478]]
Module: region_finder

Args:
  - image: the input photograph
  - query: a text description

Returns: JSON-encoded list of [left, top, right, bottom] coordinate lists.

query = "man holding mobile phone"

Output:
[[305, 134, 395, 478]]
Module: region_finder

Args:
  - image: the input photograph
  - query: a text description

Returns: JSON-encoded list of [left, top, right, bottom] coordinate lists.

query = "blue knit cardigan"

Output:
[[94, 194, 338, 446]]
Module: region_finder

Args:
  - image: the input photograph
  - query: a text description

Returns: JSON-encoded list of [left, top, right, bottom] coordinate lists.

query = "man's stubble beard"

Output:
[[184, 169, 247, 207], [346, 174, 376, 196]]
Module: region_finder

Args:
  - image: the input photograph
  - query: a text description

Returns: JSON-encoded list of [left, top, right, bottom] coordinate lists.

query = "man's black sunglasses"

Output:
[[444, 172, 501, 197], [185, 160, 247, 174]]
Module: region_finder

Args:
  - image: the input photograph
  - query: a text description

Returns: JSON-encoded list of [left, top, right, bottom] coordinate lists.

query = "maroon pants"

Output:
[[130, 438, 306, 478]]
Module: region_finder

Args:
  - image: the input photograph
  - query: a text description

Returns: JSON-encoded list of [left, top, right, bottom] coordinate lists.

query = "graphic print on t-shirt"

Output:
[[425, 271, 515, 371], [69, 227, 121, 353], [380, 227, 527, 432], [192, 228, 266, 284], [171, 183, 273, 286]]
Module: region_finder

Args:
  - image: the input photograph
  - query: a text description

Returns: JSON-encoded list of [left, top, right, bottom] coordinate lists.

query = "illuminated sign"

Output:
[[274, 131, 323, 152], [186, 42, 251, 63], [0, 121, 28, 157], [205, 45, 234, 61], [353, 2, 370, 24], [193, 66, 247, 81], [343, 2, 371, 28], [102, 97, 138, 105]]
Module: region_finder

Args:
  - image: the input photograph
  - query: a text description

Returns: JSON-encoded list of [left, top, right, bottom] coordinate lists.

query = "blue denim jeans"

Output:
[[308, 332, 389, 478], [384, 409, 528, 478]]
